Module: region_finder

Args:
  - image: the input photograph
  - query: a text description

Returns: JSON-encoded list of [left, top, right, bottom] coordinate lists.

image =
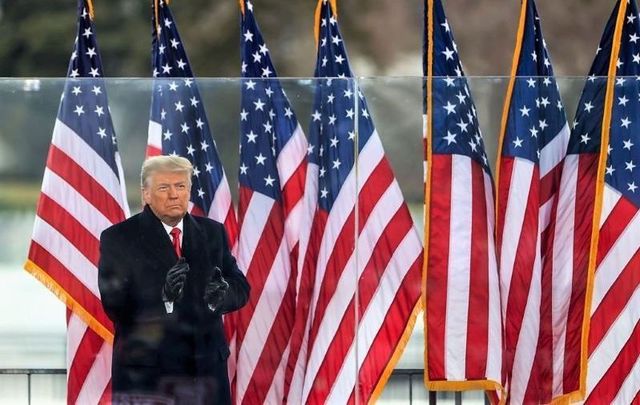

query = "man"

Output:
[[98, 155, 249, 404]]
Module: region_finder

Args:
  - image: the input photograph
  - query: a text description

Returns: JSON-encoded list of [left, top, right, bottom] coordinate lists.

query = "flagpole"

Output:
[[579, 0, 628, 400]]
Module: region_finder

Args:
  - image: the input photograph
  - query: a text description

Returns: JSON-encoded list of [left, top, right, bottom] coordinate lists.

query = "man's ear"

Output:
[[142, 187, 151, 205]]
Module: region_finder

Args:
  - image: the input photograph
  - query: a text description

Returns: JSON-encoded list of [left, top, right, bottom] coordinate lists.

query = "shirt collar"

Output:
[[161, 218, 184, 238]]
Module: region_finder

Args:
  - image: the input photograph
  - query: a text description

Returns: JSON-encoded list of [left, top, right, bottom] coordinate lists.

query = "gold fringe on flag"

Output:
[[579, 0, 628, 402]]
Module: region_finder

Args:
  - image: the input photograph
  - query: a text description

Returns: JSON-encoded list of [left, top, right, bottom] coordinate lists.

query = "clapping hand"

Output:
[[162, 257, 190, 302], [204, 267, 229, 313]]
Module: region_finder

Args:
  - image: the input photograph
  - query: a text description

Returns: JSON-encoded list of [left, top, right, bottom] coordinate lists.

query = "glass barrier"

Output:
[[0, 76, 590, 404]]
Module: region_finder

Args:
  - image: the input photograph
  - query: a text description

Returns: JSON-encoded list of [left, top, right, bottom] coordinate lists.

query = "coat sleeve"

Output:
[[217, 225, 250, 314], [98, 227, 133, 324]]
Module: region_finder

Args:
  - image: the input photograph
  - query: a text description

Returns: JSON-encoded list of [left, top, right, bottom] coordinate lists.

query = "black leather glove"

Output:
[[204, 267, 229, 313], [162, 257, 190, 302]]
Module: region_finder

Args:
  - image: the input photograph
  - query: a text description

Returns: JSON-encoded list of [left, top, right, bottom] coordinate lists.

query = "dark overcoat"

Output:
[[98, 205, 249, 404]]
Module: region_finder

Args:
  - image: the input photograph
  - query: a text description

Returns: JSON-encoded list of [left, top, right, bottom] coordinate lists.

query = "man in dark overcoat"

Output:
[[99, 155, 249, 404]]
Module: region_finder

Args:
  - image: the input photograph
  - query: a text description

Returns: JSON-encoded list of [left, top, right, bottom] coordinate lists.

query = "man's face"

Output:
[[143, 170, 191, 226]]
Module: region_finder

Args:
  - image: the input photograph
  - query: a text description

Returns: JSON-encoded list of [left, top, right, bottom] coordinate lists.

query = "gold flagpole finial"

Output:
[[153, 0, 171, 38], [86, 0, 95, 19], [239, 0, 245, 15], [314, 0, 338, 48]]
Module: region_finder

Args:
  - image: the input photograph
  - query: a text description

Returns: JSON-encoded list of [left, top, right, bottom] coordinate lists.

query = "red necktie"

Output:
[[170, 228, 182, 258]]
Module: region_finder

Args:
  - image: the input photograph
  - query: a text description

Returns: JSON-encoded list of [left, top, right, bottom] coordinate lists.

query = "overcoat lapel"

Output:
[[139, 205, 177, 271]]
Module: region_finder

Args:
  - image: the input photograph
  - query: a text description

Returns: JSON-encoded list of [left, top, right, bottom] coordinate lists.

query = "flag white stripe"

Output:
[[41, 169, 112, 239], [31, 217, 100, 297], [500, 158, 534, 319], [587, 285, 640, 393], [302, 176, 405, 401], [509, 229, 542, 405], [237, 236, 290, 401], [147, 119, 162, 151], [51, 119, 123, 202], [356, 131, 384, 191], [74, 341, 112, 404], [327, 229, 422, 404], [67, 313, 88, 378], [296, 164, 319, 287], [500, 158, 535, 320], [237, 192, 273, 271], [310, 135, 384, 319], [445, 155, 473, 380], [265, 339, 292, 405], [285, 164, 319, 405], [283, 194, 304, 251], [612, 356, 640, 404], [551, 155, 579, 394], [276, 124, 306, 186], [539, 197, 554, 235], [114, 153, 130, 216], [539, 123, 570, 178], [592, 206, 640, 313], [600, 183, 621, 228], [484, 171, 502, 381], [209, 173, 234, 225]]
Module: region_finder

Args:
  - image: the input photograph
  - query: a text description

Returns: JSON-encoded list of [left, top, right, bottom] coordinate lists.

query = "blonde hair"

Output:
[[141, 155, 194, 188]]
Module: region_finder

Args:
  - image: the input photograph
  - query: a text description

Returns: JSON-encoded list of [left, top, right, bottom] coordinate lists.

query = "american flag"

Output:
[[423, 0, 503, 395], [495, 0, 574, 402], [563, 0, 640, 401], [285, 1, 423, 403], [147, 0, 237, 241], [233, 1, 309, 403], [24, 1, 130, 403]]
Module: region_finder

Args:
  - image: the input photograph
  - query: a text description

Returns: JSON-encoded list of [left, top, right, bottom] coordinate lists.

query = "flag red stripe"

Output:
[[28, 242, 113, 332], [465, 161, 490, 379], [281, 162, 307, 216], [307, 161, 395, 351], [562, 154, 598, 388], [496, 157, 515, 252], [283, 210, 327, 397], [306, 203, 415, 403], [503, 165, 539, 385], [237, 186, 252, 229], [357, 160, 395, 230], [241, 265, 297, 405], [589, 246, 640, 353], [235, 198, 285, 345], [356, 207, 412, 314], [307, 299, 355, 405], [99, 380, 112, 404], [426, 154, 452, 380], [36, 195, 100, 265], [146, 145, 162, 157], [224, 205, 238, 248], [539, 162, 563, 208], [355, 255, 422, 399], [527, 166, 554, 403], [47, 145, 125, 225], [595, 197, 637, 267], [307, 211, 355, 348], [586, 320, 640, 403], [67, 328, 105, 404], [525, 268, 553, 403]]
